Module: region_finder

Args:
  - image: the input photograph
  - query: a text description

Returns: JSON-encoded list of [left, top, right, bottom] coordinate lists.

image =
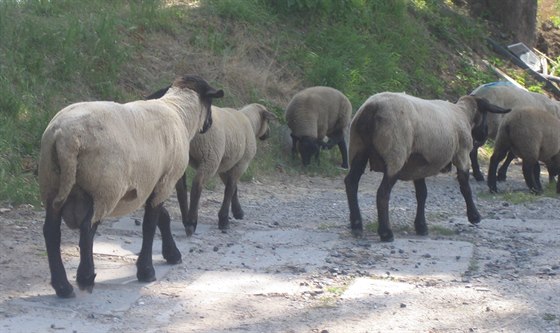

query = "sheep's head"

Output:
[[173, 75, 224, 134], [258, 108, 277, 141], [298, 136, 321, 166], [470, 96, 511, 145]]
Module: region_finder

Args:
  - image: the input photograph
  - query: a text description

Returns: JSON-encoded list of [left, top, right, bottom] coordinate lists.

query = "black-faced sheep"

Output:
[[182, 103, 276, 236], [344, 92, 510, 242], [487, 106, 560, 194], [285, 86, 352, 168], [470, 82, 560, 182], [38, 75, 223, 298]]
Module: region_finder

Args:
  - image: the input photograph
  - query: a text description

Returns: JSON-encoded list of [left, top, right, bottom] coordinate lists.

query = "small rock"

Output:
[[400, 303, 406, 308]]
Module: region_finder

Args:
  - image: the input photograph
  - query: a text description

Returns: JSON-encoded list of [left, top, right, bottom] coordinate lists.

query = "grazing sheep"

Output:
[[487, 106, 560, 194], [344, 92, 510, 242], [182, 103, 276, 236], [38, 75, 223, 298], [285, 86, 352, 168], [470, 82, 560, 182]]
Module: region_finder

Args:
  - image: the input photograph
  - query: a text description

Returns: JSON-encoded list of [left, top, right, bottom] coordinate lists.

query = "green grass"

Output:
[[0, 0, 499, 206], [479, 182, 558, 205]]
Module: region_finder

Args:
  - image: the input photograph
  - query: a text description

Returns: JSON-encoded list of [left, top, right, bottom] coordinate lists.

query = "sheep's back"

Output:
[[190, 107, 252, 175]]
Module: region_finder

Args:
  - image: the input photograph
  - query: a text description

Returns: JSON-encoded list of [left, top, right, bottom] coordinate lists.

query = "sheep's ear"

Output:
[[262, 110, 277, 121], [145, 86, 170, 100], [474, 96, 511, 114], [206, 89, 224, 99]]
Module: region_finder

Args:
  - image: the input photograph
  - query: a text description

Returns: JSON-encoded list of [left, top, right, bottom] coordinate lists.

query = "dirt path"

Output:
[[0, 168, 559, 332]]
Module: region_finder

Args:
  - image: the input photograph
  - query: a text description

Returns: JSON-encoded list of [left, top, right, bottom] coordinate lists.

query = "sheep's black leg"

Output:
[[457, 169, 481, 224], [522, 161, 542, 194], [534, 162, 543, 193], [338, 140, 349, 169], [344, 153, 368, 237], [497, 151, 516, 181], [470, 147, 484, 182], [157, 207, 182, 264], [231, 186, 244, 220], [76, 211, 97, 293], [175, 174, 191, 234], [290, 134, 298, 159], [487, 149, 508, 193], [218, 174, 236, 231], [43, 201, 75, 298], [136, 197, 162, 282], [413, 178, 428, 236], [377, 173, 398, 242], [185, 173, 204, 237]]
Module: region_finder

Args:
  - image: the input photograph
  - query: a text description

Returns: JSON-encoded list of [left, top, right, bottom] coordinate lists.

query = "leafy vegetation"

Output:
[[0, 0, 507, 205]]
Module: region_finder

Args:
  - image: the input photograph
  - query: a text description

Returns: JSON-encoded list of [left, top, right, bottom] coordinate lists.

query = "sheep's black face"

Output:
[[471, 111, 488, 144], [174, 75, 224, 134], [299, 136, 320, 166]]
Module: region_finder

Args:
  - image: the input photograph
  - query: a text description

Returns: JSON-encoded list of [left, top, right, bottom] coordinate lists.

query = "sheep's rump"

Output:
[[285, 86, 351, 139], [39, 100, 190, 227], [350, 92, 469, 181], [495, 107, 560, 163]]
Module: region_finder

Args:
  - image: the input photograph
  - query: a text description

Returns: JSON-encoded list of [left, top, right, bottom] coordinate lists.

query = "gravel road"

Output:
[[0, 166, 559, 333]]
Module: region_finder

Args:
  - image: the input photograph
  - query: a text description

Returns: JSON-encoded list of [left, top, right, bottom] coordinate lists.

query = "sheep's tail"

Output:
[[52, 134, 80, 211]]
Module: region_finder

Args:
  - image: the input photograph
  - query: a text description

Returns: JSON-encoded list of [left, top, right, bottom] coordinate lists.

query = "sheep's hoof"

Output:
[[468, 212, 481, 225], [233, 209, 244, 220], [76, 273, 96, 293], [341, 163, 349, 169], [53, 282, 75, 299], [473, 173, 484, 182], [184, 224, 197, 237], [497, 174, 507, 182], [351, 228, 363, 238], [488, 187, 498, 194], [378, 230, 394, 242], [163, 248, 182, 265], [218, 217, 230, 231], [415, 224, 428, 236], [137, 266, 156, 283], [530, 188, 543, 195]]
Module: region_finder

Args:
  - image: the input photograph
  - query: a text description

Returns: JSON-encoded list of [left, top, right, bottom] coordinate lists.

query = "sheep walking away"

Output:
[[39, 75, 223, 298], [285, 86, 352, 168], [183, 103, 276, 235], [345, 92, 510, 242], [487, 106, 560, 194], [470, 82, 560, 182]]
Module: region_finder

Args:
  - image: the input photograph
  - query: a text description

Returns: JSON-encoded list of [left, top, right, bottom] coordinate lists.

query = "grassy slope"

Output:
[[0, 0, 503, 206]]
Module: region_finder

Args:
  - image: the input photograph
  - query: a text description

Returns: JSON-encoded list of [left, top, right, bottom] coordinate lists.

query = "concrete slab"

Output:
[[220, 230, 339, 270], [370, 238, 474, 280]]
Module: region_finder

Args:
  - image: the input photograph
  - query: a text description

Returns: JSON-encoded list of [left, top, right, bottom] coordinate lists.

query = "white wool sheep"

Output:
[[38, 75, 223, 298], [344, 92, 510, 242], [470, 82, 560, 181], [181, 103, 276, 235], [285, 86, 352, 168], [488, 106, 560, 194]]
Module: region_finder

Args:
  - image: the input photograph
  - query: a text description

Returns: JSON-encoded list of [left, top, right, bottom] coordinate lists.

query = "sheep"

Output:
[[344, 92, 510, 242], [487, 106, 560, 194], [38, 75, 224, 298], [181, 103, 277, 236], [285, 86, 352, 168], [470, 82, 560, 182]]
